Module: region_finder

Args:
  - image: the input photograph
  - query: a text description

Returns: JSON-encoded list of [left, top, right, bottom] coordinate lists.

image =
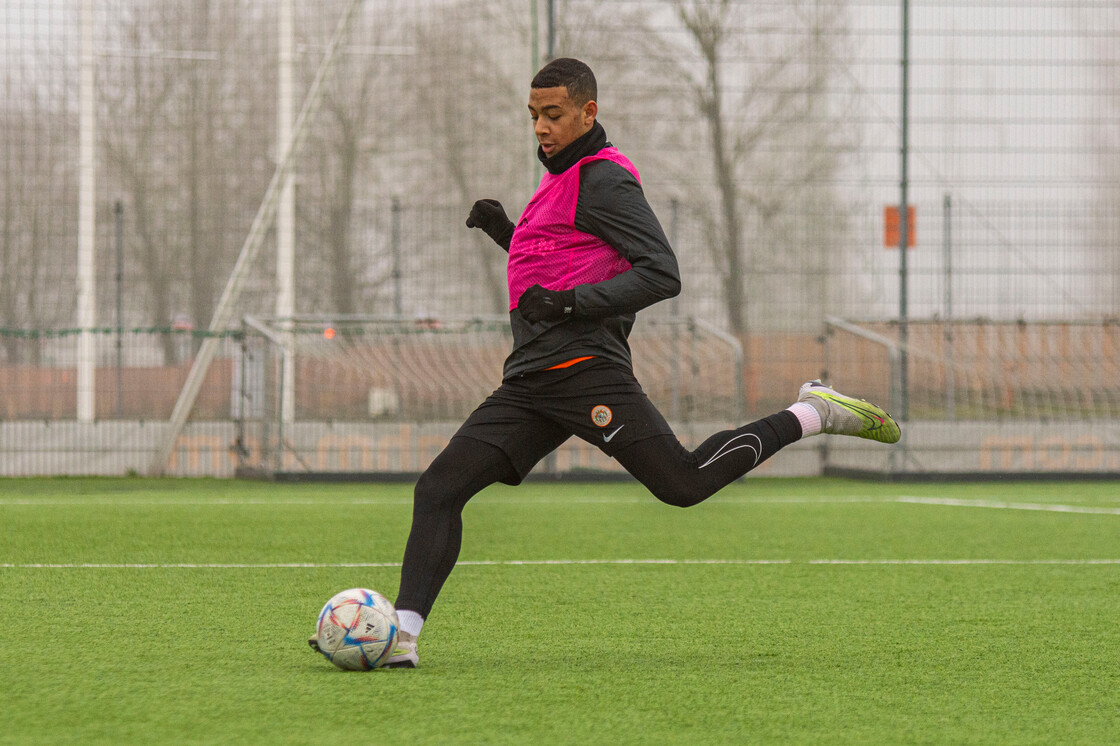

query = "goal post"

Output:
[[820, 317, 1120, 478], [235, 314, 745, 480]]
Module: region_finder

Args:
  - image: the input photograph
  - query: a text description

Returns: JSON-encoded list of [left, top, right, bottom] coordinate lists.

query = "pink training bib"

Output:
[[507, 147, 638, 311]]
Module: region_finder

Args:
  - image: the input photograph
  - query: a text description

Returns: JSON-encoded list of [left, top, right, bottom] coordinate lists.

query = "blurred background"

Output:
[[1, 0, 1117, 478]]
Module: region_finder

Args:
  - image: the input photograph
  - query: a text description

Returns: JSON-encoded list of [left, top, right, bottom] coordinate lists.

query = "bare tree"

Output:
[[533, 0, 855, 334], [664, 0, 854, 335], [313, 81, 369, 316], [295, 7, 402, 316], [406, 3, 531, 314], [100, 1, 274, 362], [0, 53, 78, 361]]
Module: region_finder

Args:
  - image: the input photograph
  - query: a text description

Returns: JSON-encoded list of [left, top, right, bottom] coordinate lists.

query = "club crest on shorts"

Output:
[[591, 405, 613, 427]]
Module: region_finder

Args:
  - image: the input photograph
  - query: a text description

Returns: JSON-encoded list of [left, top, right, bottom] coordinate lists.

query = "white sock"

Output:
[[396, 609, 424, 637], [787, 401, 822, 438]]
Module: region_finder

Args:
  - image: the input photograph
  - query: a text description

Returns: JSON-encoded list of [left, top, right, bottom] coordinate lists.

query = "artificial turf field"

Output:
[[2, 477, 1119, 745]]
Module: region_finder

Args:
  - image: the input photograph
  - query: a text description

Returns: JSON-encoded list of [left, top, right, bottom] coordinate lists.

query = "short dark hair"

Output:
[[531, 58, 597, 106]]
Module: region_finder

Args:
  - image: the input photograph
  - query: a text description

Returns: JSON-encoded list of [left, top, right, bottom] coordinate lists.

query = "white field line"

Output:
[[3, 558, 1120, 569], [897, 496, 1120, 515]]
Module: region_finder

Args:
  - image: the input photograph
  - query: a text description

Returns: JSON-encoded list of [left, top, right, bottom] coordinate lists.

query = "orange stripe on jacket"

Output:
[[544, 356, 596, 371]]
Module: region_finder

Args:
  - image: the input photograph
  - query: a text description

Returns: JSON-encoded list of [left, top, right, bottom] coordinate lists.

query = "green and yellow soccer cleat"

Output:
[[308, 629, 419, 668], [798, 380, 901, 444]]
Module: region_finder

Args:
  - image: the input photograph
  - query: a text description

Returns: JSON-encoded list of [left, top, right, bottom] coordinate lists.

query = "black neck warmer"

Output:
[[537, 120, 610, 175]]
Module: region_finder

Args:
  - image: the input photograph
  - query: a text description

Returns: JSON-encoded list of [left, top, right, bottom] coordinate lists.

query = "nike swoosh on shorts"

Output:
[[603, 425, 625, 443]]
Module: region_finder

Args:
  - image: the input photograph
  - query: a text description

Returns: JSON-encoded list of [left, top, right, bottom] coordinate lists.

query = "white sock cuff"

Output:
[[787, 401, 822, 438], [396, 609, 424, 637]]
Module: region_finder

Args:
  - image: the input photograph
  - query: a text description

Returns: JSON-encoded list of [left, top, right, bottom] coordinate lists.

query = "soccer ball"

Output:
[[314, 588, 399, 670]]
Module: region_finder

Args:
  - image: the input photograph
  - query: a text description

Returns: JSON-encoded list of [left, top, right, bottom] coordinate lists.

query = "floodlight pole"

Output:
[[77, 0, 96, 423], [943, 192, 955, 419], [115, 201, 124, 418], [898, 0, 911, 422], [530, 0, 542, 193], [669, 198, 681, 422], [277, 0, 296, 425], [546, 0, 556, 61], [391, 197, 402, 317]]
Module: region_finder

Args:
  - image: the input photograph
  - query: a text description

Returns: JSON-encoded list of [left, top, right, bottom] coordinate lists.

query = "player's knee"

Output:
[[648, 482, 708, 509], [412, 468, 454, 515]]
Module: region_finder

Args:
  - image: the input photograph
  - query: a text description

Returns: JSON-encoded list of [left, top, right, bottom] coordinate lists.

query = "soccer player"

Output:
[[310, 58, 899, 668]]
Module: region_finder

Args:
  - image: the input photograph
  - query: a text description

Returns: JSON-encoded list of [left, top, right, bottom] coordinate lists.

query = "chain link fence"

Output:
[[2, 0, 1118, 476]]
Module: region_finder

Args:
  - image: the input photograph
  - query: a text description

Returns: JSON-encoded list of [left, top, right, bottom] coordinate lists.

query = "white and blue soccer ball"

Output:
[[315, 588, 399, 670]]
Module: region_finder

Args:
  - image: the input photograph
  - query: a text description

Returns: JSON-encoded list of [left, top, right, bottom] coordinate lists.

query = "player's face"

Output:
[[528, 86, 597, 159]]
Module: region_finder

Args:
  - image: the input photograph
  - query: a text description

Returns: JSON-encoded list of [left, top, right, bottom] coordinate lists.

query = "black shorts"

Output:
[[454, 358, 674, 483]]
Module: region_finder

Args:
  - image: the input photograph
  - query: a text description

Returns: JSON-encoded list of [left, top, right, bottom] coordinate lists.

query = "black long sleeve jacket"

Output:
[[500, 122, 681, 379]]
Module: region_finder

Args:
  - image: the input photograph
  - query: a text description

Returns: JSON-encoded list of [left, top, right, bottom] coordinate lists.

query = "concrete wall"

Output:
[[3, 419, 1117, 480]]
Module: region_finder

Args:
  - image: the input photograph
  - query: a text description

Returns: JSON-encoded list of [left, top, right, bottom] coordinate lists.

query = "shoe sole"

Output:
[[384, 641, 419, 668], [806, 390, 901, 444]]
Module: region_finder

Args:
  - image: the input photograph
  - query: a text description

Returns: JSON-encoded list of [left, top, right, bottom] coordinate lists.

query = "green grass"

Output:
[[2, 477, 1119, 744]]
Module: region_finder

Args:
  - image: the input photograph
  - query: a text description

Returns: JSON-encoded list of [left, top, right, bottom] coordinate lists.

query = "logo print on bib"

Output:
[[591, 405, 613, 428]]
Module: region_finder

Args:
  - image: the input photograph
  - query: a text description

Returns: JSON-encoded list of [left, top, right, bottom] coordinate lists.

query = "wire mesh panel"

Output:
[[0, 329, 241, 476], [1, 1, 1118, 476]]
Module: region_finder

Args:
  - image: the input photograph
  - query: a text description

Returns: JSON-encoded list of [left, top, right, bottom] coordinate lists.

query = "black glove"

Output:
[[466, 199, 515, 251], [517, 284, 577, 323]]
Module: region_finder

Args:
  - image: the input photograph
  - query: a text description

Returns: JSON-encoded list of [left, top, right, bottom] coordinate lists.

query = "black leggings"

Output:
[[395, 411, 801, 618]]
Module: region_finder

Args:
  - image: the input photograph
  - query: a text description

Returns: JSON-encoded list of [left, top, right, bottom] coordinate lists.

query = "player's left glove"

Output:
[[517, 284, 577, 323], [466, 199, 515, 251]]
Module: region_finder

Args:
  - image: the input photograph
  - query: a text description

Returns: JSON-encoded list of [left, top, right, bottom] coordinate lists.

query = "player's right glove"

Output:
[[466, 199, 515, 251], [517, 284, 577, 323]]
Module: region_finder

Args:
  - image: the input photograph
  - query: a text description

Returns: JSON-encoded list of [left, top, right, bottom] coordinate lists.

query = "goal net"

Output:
[[236, 315, 744, 478]]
